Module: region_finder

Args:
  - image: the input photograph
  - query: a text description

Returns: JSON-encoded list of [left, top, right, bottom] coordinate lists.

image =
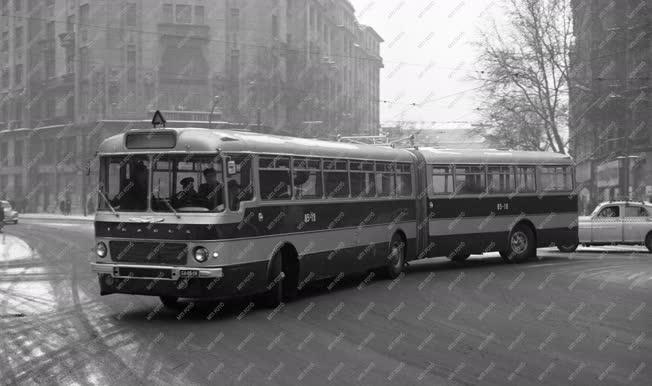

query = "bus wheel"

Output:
[[501, 224, 536, 263], [262, 249, 297, 308], [557, 242, 579, 253], [382, 234, 406, 279], [159, 296, 180, 309]]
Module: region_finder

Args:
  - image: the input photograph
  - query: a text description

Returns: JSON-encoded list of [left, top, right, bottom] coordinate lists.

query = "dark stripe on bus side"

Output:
[[96, 200, 417, 240], [430, 195, 577, 218]]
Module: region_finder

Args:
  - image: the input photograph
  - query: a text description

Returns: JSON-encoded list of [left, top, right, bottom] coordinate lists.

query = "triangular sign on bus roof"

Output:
[[152, 110, 166, 128]]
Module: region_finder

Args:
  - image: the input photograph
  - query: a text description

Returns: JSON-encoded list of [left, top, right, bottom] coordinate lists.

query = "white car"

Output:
[[576, 201, 652, 252], [1, 200, 19, 224]]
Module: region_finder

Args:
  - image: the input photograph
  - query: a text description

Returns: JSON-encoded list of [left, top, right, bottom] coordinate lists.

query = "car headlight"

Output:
[[96, 242, 107, 258], [193, 246, 209, 263]]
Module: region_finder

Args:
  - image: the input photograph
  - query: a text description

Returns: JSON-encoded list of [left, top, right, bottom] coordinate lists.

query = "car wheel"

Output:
[[159, 296, 181, 309], [557, 242, 579, 253], [382, 233, 406, 279], [646, 233, 652, 253], [501, 224, 536, 263]]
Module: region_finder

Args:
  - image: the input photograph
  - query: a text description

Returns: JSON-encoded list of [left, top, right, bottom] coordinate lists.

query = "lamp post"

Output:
[[208, 95, 220, 129]]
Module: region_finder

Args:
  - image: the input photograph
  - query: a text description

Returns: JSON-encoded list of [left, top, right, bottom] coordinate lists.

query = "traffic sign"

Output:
[[152, 110, 166, 128]]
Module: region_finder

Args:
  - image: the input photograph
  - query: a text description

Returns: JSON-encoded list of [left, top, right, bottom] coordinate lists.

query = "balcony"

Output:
[[157, 23, 210, 45]]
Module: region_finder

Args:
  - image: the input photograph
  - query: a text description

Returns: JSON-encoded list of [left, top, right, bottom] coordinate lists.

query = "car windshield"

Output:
[[98, 155, 226, 213]]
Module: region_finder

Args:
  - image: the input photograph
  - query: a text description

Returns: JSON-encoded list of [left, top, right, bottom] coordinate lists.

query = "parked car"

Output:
[[573, 201, 652, 252], [1, 200, 19, 224]]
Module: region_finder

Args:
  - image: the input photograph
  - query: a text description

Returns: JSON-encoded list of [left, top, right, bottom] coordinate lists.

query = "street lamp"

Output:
[[208, 95, 220, 129]]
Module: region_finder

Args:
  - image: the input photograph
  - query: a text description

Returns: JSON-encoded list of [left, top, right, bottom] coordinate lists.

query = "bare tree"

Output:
[[475, 0, 573, 153]]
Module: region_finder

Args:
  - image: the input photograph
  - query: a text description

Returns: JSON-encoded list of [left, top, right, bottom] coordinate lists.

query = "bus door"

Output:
[[410, 150, 430, 259]]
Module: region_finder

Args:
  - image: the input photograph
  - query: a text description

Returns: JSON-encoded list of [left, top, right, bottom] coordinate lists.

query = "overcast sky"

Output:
[[350, 0, 504, 125]]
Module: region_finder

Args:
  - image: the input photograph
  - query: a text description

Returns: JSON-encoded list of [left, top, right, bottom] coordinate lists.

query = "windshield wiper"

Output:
[[162, 199, 181, 219], [97, 190, 119, 217]]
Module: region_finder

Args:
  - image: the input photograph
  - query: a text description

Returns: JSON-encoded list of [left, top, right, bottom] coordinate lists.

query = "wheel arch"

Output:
[[266, 241, 300, 285]]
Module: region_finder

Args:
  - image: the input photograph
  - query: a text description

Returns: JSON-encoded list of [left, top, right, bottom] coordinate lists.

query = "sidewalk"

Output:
[[18, 213, 94, 224]]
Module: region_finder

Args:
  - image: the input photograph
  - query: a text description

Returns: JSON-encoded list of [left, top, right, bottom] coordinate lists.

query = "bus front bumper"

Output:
[[91, 263, 224, 280], [91, 261, 269, 299]]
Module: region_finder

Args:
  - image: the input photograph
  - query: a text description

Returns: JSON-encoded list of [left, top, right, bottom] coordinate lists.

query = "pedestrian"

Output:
[[0, 200, 5, 232], [65, 198, 72, 215], [60, 200, 66, 215]]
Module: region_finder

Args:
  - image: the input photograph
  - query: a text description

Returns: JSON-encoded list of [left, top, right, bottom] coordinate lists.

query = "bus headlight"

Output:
[[96, 242, 107, 258], [193, 247, 209, 263]]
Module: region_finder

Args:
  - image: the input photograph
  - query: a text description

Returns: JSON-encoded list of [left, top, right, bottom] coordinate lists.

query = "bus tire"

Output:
[[262, 247, 298, 308], [159, 296, 180, 309], [382, 233, 406, 279], [501, 224, 536, 263], [646, 232, 652, 253], [557, 242, 579, 253]]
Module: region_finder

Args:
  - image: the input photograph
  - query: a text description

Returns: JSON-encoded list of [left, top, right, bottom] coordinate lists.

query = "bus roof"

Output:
[[418, 147, 573, 165], [97, 127, 415, 162], [97, 127, 574, 165]]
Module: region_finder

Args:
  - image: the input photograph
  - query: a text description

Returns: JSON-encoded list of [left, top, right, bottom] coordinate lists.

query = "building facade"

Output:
[[570, 0, 652, 211], [0, 0, 383, 213]]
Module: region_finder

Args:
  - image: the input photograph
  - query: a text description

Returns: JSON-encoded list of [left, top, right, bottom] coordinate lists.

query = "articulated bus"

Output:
[[91, 124, 578, 307]]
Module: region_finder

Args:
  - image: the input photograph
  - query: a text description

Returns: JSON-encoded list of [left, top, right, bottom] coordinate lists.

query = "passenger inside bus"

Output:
[[198, 168, 224, 210], [172, 177, 199, 208], [116, 162, 149, 210]]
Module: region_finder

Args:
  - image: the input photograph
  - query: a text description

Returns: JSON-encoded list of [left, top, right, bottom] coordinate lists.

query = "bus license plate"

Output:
[[180, 270, 199, 278]]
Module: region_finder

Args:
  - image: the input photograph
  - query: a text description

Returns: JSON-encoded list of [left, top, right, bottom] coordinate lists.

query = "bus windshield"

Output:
[[99, 155, 226, 213]]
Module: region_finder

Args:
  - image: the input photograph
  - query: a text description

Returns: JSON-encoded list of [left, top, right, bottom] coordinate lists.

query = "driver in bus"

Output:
[[198, 168, 224, 210], [173, 177, 198, 208], [117, 162, 149, 210]]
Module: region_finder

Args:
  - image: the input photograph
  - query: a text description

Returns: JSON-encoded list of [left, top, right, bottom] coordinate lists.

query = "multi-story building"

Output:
[[0, 0, 383, 213], [570, 0, 652, 211]]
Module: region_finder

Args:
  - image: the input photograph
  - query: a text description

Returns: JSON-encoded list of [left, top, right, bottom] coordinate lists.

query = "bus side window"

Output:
[[324, 159, 349, 198], [227, 155, 255, 211], [516, 166, 537, 193], [432, 165, 454, 194], [259, 156, 292, 201]]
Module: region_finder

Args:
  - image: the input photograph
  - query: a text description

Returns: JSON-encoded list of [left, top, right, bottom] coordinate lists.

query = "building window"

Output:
[[1, 31, 7, 52], [14, 0, 20, 12], [162, 3, 173, 23], [79, 47, 88, 77], [1, 0, 8, 16], [14, 63, 22, 84], [176, 4, 191, 24], [14, 139, 22, 166], [14, 26, 22, 49], [125, 3, 137, 27], [0, 142, 7, 166], [79, 4, 89, 41], [272, 15, 279, 38], [67, 14, 74, 32], [230, 8, 239, 31], [127, 45, 136, 81], [2, 67, 9, 87], [194, 5, 204, 24]]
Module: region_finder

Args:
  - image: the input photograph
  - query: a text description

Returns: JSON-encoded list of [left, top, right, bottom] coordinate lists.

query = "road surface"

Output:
[[1, 220, 650, 385]]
